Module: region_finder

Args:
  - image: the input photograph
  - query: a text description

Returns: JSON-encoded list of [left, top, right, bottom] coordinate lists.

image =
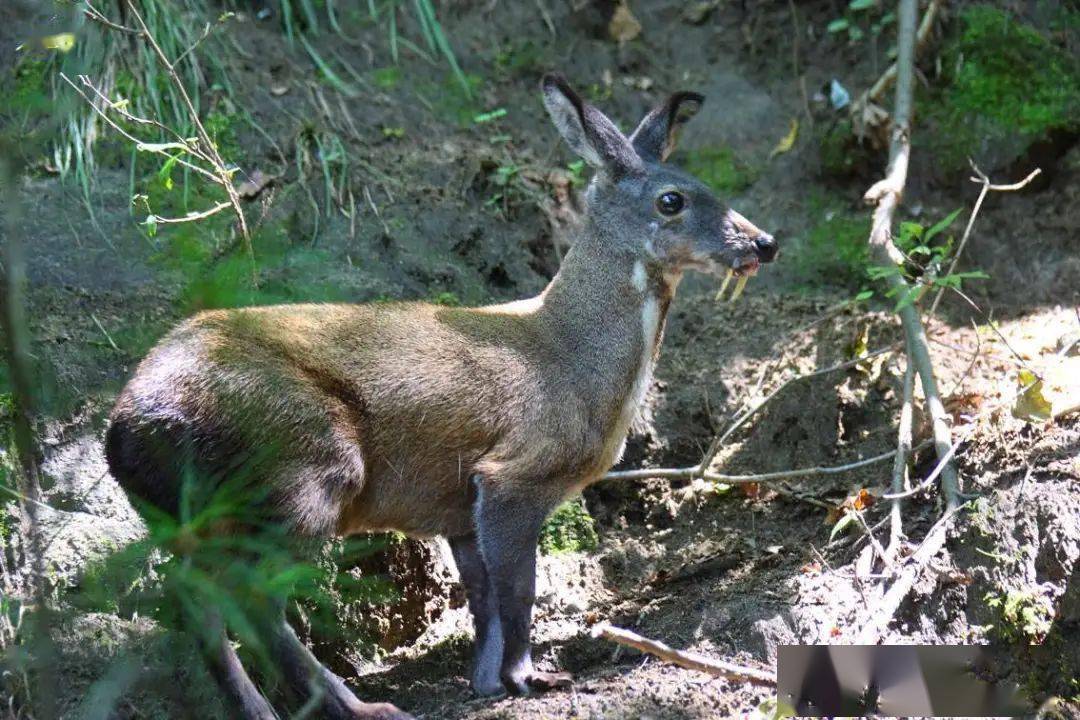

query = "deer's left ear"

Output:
[[629, 91, 705, 162]]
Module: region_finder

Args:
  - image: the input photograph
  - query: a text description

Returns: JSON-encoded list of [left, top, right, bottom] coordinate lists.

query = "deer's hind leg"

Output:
[[266, 600, 414, 720], [197, 609, 279, 720], [449, 533, 504, 696]]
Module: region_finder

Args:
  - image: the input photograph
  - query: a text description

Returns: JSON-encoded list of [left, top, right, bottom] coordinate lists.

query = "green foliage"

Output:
[[923, 5, 1080, 171], [430, 291, 461, 306], [864, 207, 988, 310], [539, 499, 598, 555], [985, 589, 1054, 643], [827, 0, 895, 44], [567, 160, 586, 188], [492, 40, 547, 78], [680, 146, 758, 195]]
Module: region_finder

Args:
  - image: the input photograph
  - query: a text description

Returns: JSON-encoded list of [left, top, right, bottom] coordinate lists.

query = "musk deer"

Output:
[[105, 74, 777, 720]]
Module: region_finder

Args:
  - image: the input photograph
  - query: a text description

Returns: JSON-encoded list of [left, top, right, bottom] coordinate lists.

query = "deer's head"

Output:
[[542, 74, 777, 284]]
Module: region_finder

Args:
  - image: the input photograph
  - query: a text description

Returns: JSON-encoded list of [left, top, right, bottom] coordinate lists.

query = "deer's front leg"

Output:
[[473, 477, 572, 696]]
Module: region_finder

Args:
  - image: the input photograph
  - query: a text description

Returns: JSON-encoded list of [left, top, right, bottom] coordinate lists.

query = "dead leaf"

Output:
[[236, 169, 275, 199], [768, 118, 799, 159], [609, 2, 642, 44], [1013, 369, 1053, 421], [682, 0, 720, 25], [800, 561, 822, 575], [852, 487, 875, 511]]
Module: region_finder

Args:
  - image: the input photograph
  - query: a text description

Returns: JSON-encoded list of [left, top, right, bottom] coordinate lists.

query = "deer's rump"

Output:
[[105, 315, 372, 536]]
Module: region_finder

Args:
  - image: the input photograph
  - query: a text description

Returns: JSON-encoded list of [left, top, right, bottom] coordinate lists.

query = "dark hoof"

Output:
[[353, 702, 415, 720], [503, 670, 573, 696], [527, 670, 573, 692]]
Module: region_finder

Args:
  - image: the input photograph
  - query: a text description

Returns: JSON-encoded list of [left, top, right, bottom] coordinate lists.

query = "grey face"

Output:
[[541, 73, 777, 279], [600, 163, 777, 279]]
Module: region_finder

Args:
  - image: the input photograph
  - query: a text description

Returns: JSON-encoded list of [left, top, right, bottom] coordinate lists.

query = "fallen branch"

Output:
[[854, 507, 958, 643], [605, 443, 914, 485], [863, 0, 960, 510], [887, 357, 914, 559], [591, 624, 776, 687], [927, 163, 1042, 316]]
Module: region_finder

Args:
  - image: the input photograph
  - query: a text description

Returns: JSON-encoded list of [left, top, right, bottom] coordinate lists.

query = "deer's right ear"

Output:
[[541, 73, 641, 177], [629, 91, 705, 162]]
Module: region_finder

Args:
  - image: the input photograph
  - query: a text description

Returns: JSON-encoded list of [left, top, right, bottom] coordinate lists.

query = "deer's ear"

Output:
[[541, 73, 641, 177], [630, 91, 705, 162]]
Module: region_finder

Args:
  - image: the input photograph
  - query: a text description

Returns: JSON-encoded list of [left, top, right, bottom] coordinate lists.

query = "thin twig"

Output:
[[83, 1, 139, 34], [863, 0, 960, 510], [59, 73, 219, 183], [928, 163, 1041, 316], [149, 201, 232, 224], [122, 0, 253, 271], [591, 624, 776, 687], [693, 346, 897, 476]]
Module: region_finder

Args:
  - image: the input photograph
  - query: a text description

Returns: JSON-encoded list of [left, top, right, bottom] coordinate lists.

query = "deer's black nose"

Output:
[[753, 233, 778, 263]]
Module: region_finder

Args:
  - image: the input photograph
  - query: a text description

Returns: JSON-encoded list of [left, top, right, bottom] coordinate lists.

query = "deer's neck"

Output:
[[536, 225, 679, 464]]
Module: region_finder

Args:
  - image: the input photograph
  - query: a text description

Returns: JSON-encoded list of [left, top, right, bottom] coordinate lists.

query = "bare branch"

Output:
[[591, 624, 776, 687], [863, 0, 960, 510], [121, 0, 253, 268], [60, 73, 220, 183], [605, 444, 913, 485], [928, 163, 1042, 315], [856, 0, 942, 111]]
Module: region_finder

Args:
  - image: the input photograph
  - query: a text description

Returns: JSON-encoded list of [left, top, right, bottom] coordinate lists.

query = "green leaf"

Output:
[[854, 289, 874, 301], [829, 511, 856, 541], [924, 207, 963, 244], [473, 108, 508, 124], [848, 25, 865, 41], [827, 18, 850, 33], [848, 0, 876, 10]]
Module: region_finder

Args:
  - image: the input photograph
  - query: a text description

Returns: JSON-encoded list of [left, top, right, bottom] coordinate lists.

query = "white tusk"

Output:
[[729, 275, 749, 302], [714, 268, 734, 301]]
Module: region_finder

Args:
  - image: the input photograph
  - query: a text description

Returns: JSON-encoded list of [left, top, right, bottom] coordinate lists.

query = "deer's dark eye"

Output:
[[657, 191, 685, 216]]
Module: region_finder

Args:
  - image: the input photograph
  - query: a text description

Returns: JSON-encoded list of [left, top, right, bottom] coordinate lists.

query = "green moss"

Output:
[[371, 67, 401, 89], [923, 5, 1080, 170], [680, 146, 758, 195], [539, 499, 598, 555], [9, 58, 51, 114], [791, 192, 871, 288]]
